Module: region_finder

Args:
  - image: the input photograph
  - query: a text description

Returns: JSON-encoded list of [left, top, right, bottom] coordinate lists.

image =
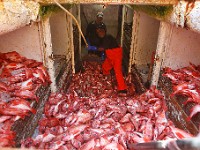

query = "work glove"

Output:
[[87, 45, 97, 51]]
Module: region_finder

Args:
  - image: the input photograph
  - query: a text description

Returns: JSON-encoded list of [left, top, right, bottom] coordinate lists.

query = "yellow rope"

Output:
[[53, 0, 88, 47]]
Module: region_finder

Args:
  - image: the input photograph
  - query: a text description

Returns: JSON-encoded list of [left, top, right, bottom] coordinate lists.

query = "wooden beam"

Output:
[[41, 19, 58, 92], [120, 5, 125, 46], [151, 22, 172, 87], [36, 0, 178, 5], [128, 11, 139, 73]]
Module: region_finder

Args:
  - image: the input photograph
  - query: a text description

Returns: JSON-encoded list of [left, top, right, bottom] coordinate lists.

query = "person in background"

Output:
[[86, 12, 106, 57], [89, 23, 127, 96]]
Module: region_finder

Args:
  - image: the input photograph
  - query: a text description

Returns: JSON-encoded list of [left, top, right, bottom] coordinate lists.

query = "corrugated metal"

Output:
[[37, 0, 178, 5], [0, 0, 39, 36]]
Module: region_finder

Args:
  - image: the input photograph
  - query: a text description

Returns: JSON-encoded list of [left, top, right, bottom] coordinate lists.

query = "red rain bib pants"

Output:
[[102, 47, 127, 91]]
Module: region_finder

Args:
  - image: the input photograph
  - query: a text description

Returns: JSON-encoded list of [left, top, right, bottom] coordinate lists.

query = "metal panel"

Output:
[[133, 12, 160, 66], [50, 11, 68, 56], [0, 23, 43, 61], [162, 25, 200, 70]]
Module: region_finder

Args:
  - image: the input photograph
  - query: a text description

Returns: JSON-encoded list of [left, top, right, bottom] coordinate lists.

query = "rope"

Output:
[[53, 0, 88, 47]]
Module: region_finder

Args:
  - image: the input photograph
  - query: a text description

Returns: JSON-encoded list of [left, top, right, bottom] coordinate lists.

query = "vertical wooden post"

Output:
[[67, 9, 75, 74], [128, 11, 139, 73], [151, 22, 172, 87], [41, 19, 57, 92], [120, 5, 125, 46], [78, 4, 82, 61]]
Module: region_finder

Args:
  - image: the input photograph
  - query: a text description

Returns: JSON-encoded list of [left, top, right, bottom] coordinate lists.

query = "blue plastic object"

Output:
[[87, 45, 97, 51]]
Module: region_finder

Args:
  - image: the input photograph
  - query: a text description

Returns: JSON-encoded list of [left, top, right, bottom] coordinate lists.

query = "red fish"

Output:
[[144, 119, 153, 141], [0, 106, 28, 118], [9, 98, 36, 114], [0, 116, 12, 123], [39, 117, 60, 128], [5, 63, 24, 70], [49, 141, 65, 149], [9, 78, 35, 91], [120, 113, 132, 123], [173, 82, 196, 92], [79, 138, 95, 150], [63, 124, 88, 141], [172, 89, 200, 104], [0, 81, 7, 91], [13, 90, 38, 102], [0, 137, 15, 147], [76, 109, 92, 124], [23, 59, 42, 68], [170, 126, 194, 139], [187, 105, 200, 121], [102, 142, 125, 150], [4, 51, 24, 62], [33, 69, 46, 83], [35, 133, 56, 143], [37, 66, 49, 78]]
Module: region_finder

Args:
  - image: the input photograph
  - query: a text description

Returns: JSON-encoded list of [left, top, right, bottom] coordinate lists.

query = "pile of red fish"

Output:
[[21, 61, 193, 150], [163, 63, 200, 122], [68, 61, 135, 98], [0, 51, 51, 147]]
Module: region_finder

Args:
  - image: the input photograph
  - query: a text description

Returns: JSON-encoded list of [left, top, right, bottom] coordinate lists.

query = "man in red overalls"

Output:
[[92, 23, 127, 95]]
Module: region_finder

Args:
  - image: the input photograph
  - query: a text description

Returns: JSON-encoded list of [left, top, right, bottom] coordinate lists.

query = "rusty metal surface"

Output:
[[36, 0, 178, 5], [158, 76, 199, 136]]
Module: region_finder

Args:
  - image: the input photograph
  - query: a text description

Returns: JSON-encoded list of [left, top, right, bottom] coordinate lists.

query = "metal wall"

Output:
[[50, 11, 68, 56], [133, 12, 160, 66], [0, 23, 43, 61], [162, 26, 200, 70]]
